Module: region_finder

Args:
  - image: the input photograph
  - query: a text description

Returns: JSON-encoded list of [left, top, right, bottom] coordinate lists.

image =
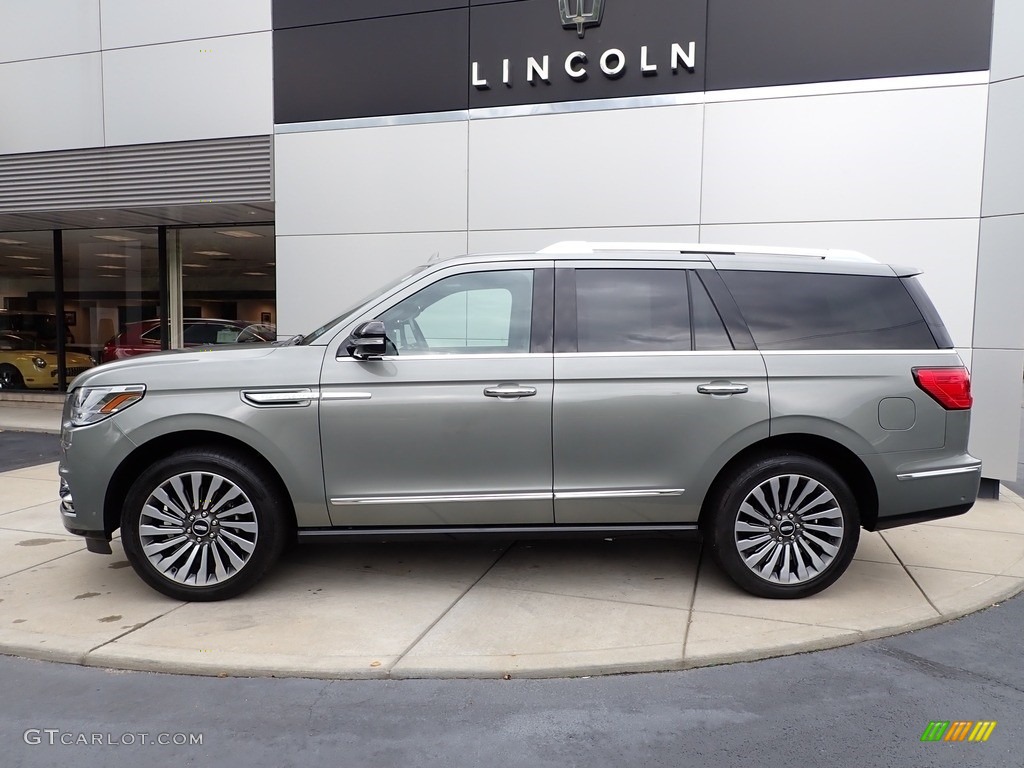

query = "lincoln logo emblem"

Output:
[[559, 0, 605, 38]]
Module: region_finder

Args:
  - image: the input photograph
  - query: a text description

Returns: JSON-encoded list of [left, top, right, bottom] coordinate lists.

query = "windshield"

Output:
[[0, 333, 42, 351], [300, 264, 430, 344]]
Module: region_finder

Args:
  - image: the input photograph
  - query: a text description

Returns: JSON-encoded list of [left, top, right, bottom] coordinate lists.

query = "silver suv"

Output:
[[58, 242, 981, 601]]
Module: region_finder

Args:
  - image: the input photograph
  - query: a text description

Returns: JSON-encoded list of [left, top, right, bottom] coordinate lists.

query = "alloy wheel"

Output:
[[733, 473, 844, 585], [138, 471, 259, 587]]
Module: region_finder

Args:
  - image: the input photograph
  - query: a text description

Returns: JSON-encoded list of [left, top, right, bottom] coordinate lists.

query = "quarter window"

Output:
[[377, 270, 534, 354], [575, 269, 690, 353], [720, 270, 938, 350]]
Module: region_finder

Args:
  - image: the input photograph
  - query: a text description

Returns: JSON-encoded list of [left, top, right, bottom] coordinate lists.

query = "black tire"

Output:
[[0, 364, 25, 390], [703, 453, 860, 599], [121, 448, 288, 601]]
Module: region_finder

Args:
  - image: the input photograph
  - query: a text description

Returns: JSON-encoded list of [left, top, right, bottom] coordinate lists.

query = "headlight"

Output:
[[32, 356, 47, 369], [68, 384, 146, 427]]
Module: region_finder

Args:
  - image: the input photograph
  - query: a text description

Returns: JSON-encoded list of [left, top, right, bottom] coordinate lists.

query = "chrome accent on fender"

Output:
[[320, 391, 373, 401], [554, 489, 685, 500], [241, 388, 317, 407], [896, 465, 982, 481]]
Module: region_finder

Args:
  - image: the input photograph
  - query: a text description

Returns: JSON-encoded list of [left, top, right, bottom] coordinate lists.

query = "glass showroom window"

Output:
[[0, 232, 65, 391], [63, 229, 161, 368], [174, 225, 276, 348]]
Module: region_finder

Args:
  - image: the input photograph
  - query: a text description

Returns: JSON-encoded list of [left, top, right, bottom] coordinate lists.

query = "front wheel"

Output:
[[704, 454, 860, 599], [121, 448, 288, 601]]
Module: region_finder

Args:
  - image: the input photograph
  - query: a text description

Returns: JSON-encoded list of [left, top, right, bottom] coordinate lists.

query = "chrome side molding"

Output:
[[331, 488, 685, 506], [896, 465, 982, 481]]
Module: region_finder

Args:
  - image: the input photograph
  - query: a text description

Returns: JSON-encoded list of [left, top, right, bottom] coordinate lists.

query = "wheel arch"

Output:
[[102, 430, 297, 538], [698, 434, 880, 531]]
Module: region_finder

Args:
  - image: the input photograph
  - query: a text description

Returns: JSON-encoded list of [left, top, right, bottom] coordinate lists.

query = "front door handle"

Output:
[[484, 384, 537, 399], [697, 382, 749, 396]]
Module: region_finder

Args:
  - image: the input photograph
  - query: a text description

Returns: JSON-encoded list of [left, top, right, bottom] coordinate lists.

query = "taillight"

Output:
[[913, 367, 972, 410]]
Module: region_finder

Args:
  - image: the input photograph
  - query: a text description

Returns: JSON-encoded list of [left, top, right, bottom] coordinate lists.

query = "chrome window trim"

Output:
[[896, 465, 982, 481], [334, 352, 550, 362], [554, 351, 761, 359], [758, 349, 962, 356]]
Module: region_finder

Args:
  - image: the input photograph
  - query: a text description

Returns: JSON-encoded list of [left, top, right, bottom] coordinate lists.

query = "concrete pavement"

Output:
[[2, 457, 1023, 680]]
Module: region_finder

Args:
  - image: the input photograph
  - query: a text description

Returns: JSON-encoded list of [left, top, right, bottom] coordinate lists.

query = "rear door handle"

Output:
[[697, 382, 749, 396], [484, 384, 537, 399]]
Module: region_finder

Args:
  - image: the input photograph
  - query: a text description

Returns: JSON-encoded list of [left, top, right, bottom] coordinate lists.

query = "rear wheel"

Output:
[[121, 448, 288, 601], [704, 453, 860, 599], [0, 364, 25, 390]]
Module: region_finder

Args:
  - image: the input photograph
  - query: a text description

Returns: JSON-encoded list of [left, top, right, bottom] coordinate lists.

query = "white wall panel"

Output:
[[0, 0, 99, 63], [967, 349, 1024, 480], [100, 0, 271, 48], [468, 106, 704, 231], [991, 0, 1024, 83], [702, 85, 988, 224], [981, 76, 1024, 218], [275, 123, 469, 237], [0, 54, 104, 154], [276, 232, 469, 337], [974, 214, 1024, 350], [469, 226, 700, 254], [700, 219, 980, 349], [102, 33, 272, 146]]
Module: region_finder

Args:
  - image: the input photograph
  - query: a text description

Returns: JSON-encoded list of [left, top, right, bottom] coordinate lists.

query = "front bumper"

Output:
[[58, 475, 112, 553], [58, 406, 136, 553]]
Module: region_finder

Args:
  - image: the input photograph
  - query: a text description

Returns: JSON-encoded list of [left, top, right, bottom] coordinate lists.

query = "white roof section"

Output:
[[537, 241, 877, 263]]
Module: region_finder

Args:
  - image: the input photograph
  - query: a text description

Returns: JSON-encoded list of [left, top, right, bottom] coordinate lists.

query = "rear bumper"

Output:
[[872, 502, 974, 530], [867, 454, 982, 531]]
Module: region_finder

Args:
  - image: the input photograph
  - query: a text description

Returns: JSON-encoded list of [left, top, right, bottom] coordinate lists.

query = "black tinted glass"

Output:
[[721, 271, 938, 350], [690, 272, 733, 351], [576, 269, 690, 353], [901, 276, 953, 348]]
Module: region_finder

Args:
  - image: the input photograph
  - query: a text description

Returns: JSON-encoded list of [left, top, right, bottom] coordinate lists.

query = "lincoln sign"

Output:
[[471, 41, 696, 89]]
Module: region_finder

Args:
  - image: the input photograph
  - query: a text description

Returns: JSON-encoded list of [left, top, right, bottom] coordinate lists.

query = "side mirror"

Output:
[[345, 320, 388, 360]]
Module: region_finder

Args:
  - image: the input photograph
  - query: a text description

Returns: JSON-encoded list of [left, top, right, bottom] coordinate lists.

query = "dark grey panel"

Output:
[[274, 11, 470, 123], [469, 0, 706, 109], [706, 0, 994, 91], [272, 0, 468, 29]]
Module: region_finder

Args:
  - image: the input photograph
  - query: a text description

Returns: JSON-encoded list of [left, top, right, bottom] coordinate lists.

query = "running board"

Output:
[[297, 523, 701, 541]]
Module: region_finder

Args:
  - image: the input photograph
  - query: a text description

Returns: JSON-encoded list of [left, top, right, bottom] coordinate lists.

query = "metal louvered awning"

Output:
[[0, 136, 273, 228]]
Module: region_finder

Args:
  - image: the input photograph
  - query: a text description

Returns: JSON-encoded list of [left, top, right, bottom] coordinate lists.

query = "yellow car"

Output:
[[0, 333, 94, 390]]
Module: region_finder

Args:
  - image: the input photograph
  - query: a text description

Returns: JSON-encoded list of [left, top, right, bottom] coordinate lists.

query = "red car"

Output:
[[100, 319, 276, 364]]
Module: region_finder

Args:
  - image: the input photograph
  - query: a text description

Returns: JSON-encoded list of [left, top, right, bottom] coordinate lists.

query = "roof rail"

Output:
[[537, 241, 876, 263]]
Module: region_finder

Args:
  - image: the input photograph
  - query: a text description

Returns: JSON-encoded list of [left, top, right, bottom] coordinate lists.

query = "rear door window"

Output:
[[719, 270, 938, 350], [575, 269, 690, 353]]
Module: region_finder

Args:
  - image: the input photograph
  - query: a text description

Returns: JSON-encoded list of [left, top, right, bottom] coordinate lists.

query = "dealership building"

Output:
[[0, 0, 1021, 491]]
